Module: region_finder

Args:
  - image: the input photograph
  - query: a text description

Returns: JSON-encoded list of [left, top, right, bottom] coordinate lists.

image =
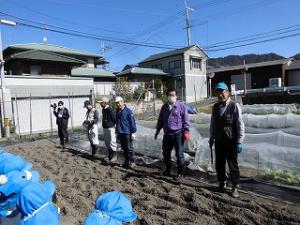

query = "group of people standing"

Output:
[[52, 96, 137, 168], [53, 81, 244, 198]]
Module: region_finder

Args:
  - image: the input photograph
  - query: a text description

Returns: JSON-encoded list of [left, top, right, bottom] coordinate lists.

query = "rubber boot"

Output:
[[122, 151, 129, 168], [128, 152, 135, 168], [175, 165, 184, 180], [91, 145, 97, 158], [162, 165, 171, 176], [108, 149, 117, 162]]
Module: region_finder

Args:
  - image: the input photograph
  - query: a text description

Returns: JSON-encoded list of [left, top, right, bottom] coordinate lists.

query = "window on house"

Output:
[[30, 65, 42, 75], [169, 60, 181, 70], [152, 64, 162, 69], [190, 58, 202, 70]]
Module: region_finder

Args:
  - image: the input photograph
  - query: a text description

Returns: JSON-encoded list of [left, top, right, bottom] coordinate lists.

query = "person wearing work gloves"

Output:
[[53, 101, 70, 149], [83, 100, 100, 159], [115, 96, 137, 169], [0, 169, 40, 221], [155, 88, 190, 180], [209, 82, 245, 198], [16, 181, 60, 225], [84, 191, 137, 225], [98, 97, 118, 163]]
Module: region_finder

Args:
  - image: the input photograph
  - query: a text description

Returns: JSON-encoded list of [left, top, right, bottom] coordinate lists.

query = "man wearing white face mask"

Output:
[[155, 88, 190, 180], [53, 101, 69, 149]]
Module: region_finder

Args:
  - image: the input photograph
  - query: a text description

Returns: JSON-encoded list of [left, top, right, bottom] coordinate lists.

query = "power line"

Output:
[[6, 0, 129, 35], [0, 11, 184, 49], [206, 24, 300, 47], [206, 32, 300, 52]]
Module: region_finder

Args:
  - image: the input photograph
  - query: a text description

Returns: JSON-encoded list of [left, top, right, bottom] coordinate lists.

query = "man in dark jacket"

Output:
[[209, 82, 245, 198], [53, 101, 69, 149], [155, 88, 190, 179], [98, 97, 117, 162], [115, 96, 137, 168]]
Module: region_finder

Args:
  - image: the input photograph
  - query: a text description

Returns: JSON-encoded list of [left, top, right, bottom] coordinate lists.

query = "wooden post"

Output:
[[15, 95, 21, 139], [29, 94, 32, 139]]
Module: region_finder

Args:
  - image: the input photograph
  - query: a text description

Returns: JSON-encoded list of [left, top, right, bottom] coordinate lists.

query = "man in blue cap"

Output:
[[84, 191, 137, 225], [209, 82, 245, 198], [17, 181, 60, 225]]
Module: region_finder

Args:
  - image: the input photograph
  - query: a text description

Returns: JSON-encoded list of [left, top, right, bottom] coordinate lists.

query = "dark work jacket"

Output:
[[102, 106, 116, 128], [212, 101, 237, 142], [53, 107, 69, 128]]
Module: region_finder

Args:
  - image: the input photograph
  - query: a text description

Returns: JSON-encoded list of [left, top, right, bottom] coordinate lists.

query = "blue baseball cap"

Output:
[[84, 192, 137, 225], [215, 82, 229, 91]]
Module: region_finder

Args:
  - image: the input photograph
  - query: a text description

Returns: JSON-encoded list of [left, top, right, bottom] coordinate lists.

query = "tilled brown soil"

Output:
[[6, 139, 300, 225]]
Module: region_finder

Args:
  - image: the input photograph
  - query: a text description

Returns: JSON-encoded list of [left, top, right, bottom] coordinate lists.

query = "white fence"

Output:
[[2, 75, 94, 135]]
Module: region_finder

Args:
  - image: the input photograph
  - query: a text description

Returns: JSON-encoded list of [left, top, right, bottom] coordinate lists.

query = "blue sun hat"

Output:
[[0, 170, 40, 218], [215, 82, 229, 91], [0, 155, 32, 174], [0, 170, 40, 197], [0, 151, 15, 163], [17, 181, 60, 225], [84, 192, 137, 225]]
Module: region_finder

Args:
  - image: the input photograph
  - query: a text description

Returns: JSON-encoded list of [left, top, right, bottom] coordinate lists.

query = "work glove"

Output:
[[131, 133, 136, 141], [183, 130, 190, 141], [209, 137, 214, 148], [236, 143, 243, 154], [58, 114, 63, 118], [154, 130, 159, 140]]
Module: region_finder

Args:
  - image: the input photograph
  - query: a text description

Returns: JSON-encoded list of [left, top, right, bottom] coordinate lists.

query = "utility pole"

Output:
[[100, 42, 111, 70], [184, 0, 194, 46], [0, 19, 16, 138]]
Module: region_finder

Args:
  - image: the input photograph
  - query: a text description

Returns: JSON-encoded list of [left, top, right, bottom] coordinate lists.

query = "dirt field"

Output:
[[6, 139, 300, 225]]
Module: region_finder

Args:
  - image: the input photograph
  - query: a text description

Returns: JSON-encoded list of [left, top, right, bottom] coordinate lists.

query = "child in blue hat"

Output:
[[0, 155, 33, 175], [84, 191, 137, 225], [17, 181, 60, 225], [0, 170, 40, 218]]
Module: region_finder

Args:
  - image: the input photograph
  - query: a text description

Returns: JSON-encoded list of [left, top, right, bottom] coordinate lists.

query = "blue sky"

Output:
[[1, 0, 300, 71]]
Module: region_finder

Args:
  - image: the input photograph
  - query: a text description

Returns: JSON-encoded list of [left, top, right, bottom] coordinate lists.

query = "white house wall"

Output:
[[4, 75, 93, 97], [94, 82, 115, 96], [184, 46, 208, 102], [3, 75, 93, 134], [12, 97, 88, 134]]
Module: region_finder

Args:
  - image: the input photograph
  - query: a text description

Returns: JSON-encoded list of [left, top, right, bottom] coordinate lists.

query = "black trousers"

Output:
[[215, 140, 240, 186], [119, 133, 134, 162], [58, 124, 68, 145], [162, 131, 185, 168]]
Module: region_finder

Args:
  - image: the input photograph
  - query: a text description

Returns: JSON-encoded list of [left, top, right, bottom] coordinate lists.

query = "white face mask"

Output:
[[58, 106, 63, 109], [87, 105, 92, 110], [168, 96, 177, 104]]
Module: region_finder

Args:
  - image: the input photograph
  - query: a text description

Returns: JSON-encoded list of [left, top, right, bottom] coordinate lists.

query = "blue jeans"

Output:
[[162, 131, 185, 167]]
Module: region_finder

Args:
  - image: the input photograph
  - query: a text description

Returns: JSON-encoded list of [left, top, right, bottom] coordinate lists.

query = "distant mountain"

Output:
[[208, 53, 285, 68], [293, 53, 300, 60]]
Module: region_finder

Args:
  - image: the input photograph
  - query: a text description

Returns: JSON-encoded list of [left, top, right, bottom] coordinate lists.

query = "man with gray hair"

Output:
[[209, 82, 245, 198], [98, 97, 117, 162]]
